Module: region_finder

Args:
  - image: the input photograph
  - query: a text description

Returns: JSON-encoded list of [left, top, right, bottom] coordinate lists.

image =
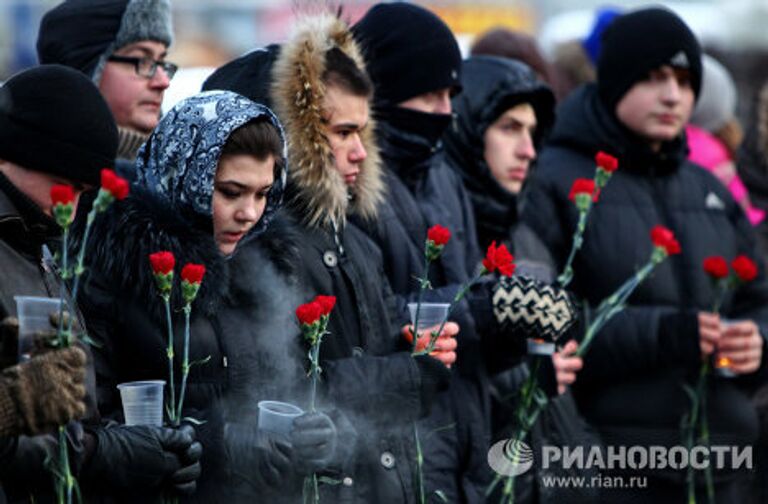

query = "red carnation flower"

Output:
[[650, 225, 681, 255], [732, 255, 758, 282], [427, 225, 451, 246], [314, 295, 337, 316], [482, 241, 515, 277], [181, 263, 206, 284], [296, 301, 323, 326], [568, 178, 598, 203], [595, 151, 619, 172], [50, 185, 75, 206], [101, 169, 130, 200], [703, 256, 729, 279], [149, 251, 176, 275]]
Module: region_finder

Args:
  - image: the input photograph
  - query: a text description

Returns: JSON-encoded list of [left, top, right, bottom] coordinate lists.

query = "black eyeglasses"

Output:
[[107, 55, 178, 79]]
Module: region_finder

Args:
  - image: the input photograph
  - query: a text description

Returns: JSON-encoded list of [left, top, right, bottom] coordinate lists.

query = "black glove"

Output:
[[224, 422, 296, 490], [290, 412, 338, 475], [85, 424, 202, 496]]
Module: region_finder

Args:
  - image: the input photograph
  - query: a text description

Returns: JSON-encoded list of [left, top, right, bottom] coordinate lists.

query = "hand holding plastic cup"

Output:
[[258, 400, 304, 440], [407, 302, 450, 338], [13, 296, 63, 362], [117, 380, 165, 426]]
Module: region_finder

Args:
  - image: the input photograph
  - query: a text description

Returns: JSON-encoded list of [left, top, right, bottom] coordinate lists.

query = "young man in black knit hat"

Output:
[[37, 0, 176, 170], [353, 3, 583, 502], [0, 64, 201, 501], [521, 7, 768, 501]]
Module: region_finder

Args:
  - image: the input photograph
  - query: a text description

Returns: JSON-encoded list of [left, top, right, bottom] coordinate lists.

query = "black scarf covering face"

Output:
[[375, 106, 453, 181]]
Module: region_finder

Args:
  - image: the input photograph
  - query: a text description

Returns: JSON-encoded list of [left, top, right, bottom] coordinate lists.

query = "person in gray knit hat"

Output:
[[37, 0, 176, 167]]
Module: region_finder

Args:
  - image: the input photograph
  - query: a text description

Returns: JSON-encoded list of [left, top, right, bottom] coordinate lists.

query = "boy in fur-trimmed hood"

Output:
[[204, 12, 457, 502]]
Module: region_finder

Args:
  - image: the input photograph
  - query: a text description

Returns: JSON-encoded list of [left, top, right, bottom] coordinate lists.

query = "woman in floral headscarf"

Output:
[[78, 91, 335, 502]]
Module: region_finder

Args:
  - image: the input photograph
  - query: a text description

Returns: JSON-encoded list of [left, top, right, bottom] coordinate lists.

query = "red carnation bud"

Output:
[[181, 263, 206, 284], [595, 151, 619, 172], [482, 241, 515, 277], [650, 225, 681, 256], [703, 256, 729, 279], [427, 225, 451, 247], [296, 301, 323, 326], [731, 255, 758, 282], [568, 178, 598, 203], [314, 295, 337, 316], [101, 169, 130, 200], [149, 251, 176, 275], [51, 185, 76, 206]]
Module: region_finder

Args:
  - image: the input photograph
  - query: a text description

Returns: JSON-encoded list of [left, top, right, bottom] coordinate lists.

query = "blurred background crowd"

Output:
[[4, 0, 768, 128]]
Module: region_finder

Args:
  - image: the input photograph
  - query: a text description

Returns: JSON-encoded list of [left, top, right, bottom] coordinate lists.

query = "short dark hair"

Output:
[[221, 117, 284, 178], [323, 47, 372, 98]]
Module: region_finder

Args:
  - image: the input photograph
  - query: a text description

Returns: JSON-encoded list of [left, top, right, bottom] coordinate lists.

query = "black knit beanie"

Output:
[[597, 7, 702, 110], [37, 0, 173, 84], [0, 65, 118, 185], [353, 2, 462, 106]]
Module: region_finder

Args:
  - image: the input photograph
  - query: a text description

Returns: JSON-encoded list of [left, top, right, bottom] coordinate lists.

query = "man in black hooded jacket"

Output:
[[351, 4, 546, 502], [521, 7, 768, 502], [203, 13, 457, 503]]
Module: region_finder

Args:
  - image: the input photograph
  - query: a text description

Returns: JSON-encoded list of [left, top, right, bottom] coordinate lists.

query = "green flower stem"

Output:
[[56, 228, 71, 348], [303, 319, 327, 504], [411, 254, 432, 354], [303, 473, 319, 504], [700, 373, 715, 504], [53, 229, 75, 504], [56, 425, 74, 504], [415, 271, 485, 356], [487, 360, 547, 504], [686, 281, 724, 504], [414, 423, 425, 504], [308, 335, 322, 412], [576, 259, 657, 357], [163, 295, 177, 425], [65, 208, 98, 338], [175, 304, 192, 425], [557, 207, 590, 289]]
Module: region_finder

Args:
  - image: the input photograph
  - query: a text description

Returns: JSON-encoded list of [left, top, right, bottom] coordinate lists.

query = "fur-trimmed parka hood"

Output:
[[203, 14, 383, 230], [272, 14, 383, 229]]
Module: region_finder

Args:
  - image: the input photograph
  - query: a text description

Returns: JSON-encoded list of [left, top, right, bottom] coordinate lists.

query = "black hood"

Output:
[[550, 83, 689, 175], [202, 45, 280, 108], [443, 55, 555, 247]]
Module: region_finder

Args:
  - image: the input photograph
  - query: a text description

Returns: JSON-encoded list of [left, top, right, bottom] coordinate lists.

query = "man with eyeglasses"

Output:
[[37, 0, 176, 173]]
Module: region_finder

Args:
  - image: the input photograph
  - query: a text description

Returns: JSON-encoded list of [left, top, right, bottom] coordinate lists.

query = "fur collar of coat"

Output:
[[271, 13, 383, 230]]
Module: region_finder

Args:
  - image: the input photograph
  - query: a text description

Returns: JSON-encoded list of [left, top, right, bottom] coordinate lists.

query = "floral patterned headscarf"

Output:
[[135, 90, 288, 242]]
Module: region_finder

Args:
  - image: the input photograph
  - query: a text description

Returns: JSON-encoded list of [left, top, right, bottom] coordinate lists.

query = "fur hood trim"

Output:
[[271, 13, 383, 229]]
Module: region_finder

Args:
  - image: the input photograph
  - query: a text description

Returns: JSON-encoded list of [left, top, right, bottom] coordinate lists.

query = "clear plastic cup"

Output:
[[407, 302, 450, 336], [527, 338, 556, 356], [715, 319, 739, 378], [258, 400, 303, 438], [117, 380, 166, 426], [13, 296, 63, 362]]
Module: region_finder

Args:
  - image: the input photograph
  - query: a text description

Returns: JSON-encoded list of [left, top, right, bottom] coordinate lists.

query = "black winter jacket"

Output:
[[0, 175, 101, 503], [289, 209, 443, 504], [522, 84, 768, 480], [353, 107, 527, 503], [77, 189, 304, 503]]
